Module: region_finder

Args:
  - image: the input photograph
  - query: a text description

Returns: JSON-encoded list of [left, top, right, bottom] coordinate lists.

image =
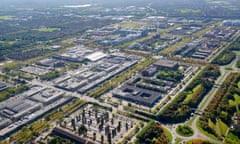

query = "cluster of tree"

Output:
[[199, 73, 240, 137], [237, 59, 240, 68], [40, 70, 60, 81], [157, 70, 184, 82], [151, 0, 240, 18], [47, 136, 73, 144], [229, 36, 240, 51], [212, 50, 236, 65], [0, 55, 5, 61], [176, 125, 194, 137], [158, 65, 220, 123], [136, 121, 169, 144], [7, 48, 52, 61]]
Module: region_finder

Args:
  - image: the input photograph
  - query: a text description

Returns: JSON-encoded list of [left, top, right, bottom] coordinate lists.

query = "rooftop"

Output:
[[85, 51, 107, 62]]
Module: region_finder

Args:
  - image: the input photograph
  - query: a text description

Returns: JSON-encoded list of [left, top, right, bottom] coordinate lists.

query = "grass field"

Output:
[[179, 9, 201, 14], [224, 132, 240, 144], [208, 118, 228, 137], [120, 22, 142, 28], [183, 84, 202, 104], [0, 16, 13, 20], [175, 138, 182, 144], [33, 27, 61, 32], [196, 119, 220, 141]]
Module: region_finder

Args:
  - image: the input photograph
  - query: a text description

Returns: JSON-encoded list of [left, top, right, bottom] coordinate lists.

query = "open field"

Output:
[[0, 16, 13, 20], [33, 27, 61, 32], [179, 9, 201, 14], [160, 37, 191, 55]]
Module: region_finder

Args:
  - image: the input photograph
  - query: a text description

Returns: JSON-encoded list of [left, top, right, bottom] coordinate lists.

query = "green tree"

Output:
[[78, 124, 87, 136]]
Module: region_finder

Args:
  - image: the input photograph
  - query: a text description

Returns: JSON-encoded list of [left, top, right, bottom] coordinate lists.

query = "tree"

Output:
[[101, 135, 104, 144], [117, 121, 121, 132], [78, 124, 87, 136], [93, 132, 96, 141], [107, 133, 112, 144], [126, 122, 129, 130], [71, 119, 76, 131]]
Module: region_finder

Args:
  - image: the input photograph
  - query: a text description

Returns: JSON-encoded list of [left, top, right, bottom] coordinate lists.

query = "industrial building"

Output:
[[0, 85, 73, 139], [55, 53, 138, 93]]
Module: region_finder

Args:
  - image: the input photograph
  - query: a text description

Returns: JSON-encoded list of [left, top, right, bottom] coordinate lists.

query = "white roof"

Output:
[[85, 51, 107, 62]]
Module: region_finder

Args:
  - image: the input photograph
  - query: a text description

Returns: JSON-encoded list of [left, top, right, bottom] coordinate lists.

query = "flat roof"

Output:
[[85, 51, 107, 62], [113, 85, 162, 107], [154, 59, 178, 68]]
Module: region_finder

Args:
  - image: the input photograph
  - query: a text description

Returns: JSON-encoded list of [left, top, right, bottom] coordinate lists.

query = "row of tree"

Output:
[[199, 73, 240, 138], [158, 65, 220, 123]]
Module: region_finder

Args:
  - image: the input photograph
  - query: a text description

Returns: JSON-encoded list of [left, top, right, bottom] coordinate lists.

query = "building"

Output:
[[36, 58, 64, 68], [28, 88, 65, 105], [113, 85, 162, 107], [84, 51, 107, 62], [0, 81, 8, 91], [153, 59, 179, 70], [141, 66, 157, 77]]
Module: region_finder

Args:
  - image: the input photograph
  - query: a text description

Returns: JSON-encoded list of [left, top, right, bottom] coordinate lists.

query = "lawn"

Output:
[[176, 125, 194, 137], [208, 118, 228, 137], [33, 27, 61, 32], [175, 138, 182, 144], [196, 119, 220, 141], [0, 16, 13, 20], [224, 132, 240, 144], [164, 128, 173, 143], [183, 84, 202, 104], [185, 139, 214, 144], [216, 119, 228, 137], [238, 81, 240, 88]]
